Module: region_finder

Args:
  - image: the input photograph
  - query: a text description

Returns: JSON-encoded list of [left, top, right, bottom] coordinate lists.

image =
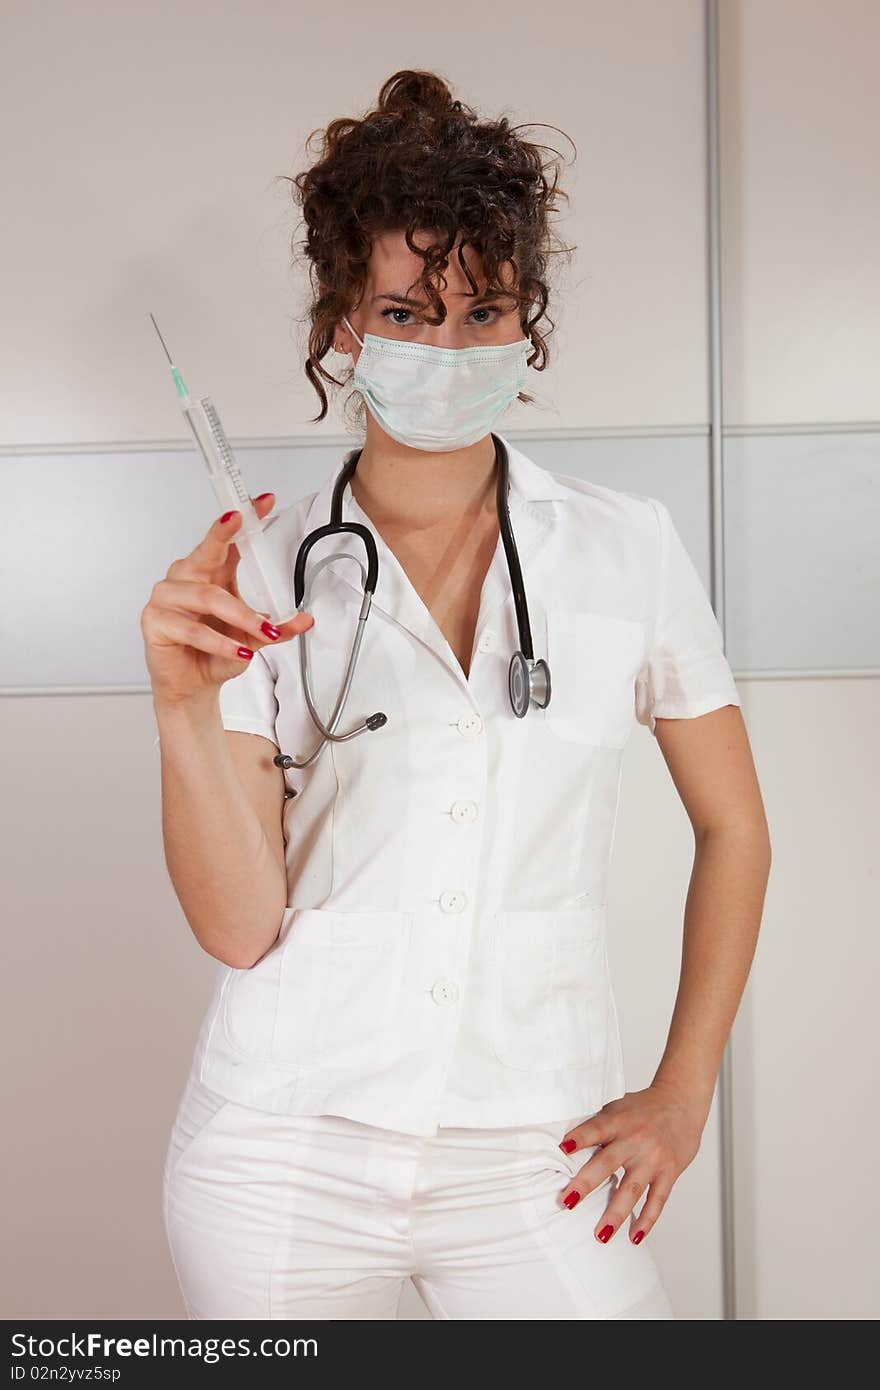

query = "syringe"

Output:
[[149, 313, 296, 626]]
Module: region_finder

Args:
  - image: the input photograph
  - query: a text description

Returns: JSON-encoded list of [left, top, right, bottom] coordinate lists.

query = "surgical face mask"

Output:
[[342, 314, 531, 452]]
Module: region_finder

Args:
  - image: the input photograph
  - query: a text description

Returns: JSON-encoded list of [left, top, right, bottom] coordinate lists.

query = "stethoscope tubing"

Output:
[[295, 550, 373, 766], [274, 434, 541, 774], [492, 437, 534, 663], [331, 435, 533, 660]]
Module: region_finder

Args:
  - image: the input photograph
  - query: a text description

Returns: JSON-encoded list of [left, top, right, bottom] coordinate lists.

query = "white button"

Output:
[[477, 630, 496, 653], [457, 714, 483, 736], [431, 979, 460, 1006], [450, 800, 478, 824], [439, 889, 468, 913]]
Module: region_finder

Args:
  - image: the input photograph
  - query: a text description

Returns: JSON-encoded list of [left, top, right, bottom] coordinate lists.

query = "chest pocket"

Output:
[[542, 610, 645, 748]]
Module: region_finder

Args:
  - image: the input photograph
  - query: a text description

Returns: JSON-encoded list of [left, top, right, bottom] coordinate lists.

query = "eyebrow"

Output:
[[371, 291, 515, 307]]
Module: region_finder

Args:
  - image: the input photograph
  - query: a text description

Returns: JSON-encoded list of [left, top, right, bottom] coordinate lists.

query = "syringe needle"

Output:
[[149, 311, 174, 365], [149, 311, 190, 402]]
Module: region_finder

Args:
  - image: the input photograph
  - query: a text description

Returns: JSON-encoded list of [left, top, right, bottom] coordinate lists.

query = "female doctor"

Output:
[[144, 70, 772, 1321]]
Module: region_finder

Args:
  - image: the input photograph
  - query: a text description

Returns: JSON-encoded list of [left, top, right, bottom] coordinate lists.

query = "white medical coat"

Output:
[[172, 434, 741, 1136]]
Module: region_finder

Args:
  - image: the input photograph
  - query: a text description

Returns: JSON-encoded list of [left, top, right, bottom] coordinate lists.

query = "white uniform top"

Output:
[[174, 434, 741, 1137]]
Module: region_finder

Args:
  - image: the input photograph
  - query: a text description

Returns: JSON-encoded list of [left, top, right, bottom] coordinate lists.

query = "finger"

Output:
[[559, 1111, 616, 1153], [627, 1179, 673, 1245], [185, 492, 277, 576], [257, 607, 315, 629], [559, 1143, 624, 1210], [222, 494, 271, 597], [146, 608, 261, 665], [153, 579, 314, 648], [221, 493, 278, 594], [587, 1168, 650, 1244]]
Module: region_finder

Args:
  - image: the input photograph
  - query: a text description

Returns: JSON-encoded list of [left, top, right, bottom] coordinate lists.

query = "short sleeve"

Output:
[[216, 649, 279, 743], [635, 497, 741, 736], [151, 650, 279, 749]]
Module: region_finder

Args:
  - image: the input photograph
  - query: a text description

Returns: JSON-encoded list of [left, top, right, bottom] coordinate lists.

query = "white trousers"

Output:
[[162, 1071, 675, 1320]]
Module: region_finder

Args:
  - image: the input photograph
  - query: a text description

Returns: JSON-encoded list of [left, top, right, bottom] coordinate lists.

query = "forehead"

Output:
[[365, 229, 487, 294]]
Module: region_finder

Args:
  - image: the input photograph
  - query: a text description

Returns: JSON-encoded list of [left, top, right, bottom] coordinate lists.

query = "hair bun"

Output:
[[377, 69, 463, 120]]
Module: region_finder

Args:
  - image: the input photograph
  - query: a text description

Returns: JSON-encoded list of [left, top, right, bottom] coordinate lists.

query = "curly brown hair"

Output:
[[280, 69, 576, 427]]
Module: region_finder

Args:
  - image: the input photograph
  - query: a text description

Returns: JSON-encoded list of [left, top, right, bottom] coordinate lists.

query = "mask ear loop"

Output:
[[342, 314, 364, 350]]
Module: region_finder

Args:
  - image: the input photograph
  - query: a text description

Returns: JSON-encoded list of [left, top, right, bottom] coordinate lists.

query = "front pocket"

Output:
[[490, 908, 607, 1072], [271, 908, 411, 1073], [543, 610, 645, 747], [164, 1076, 233, 1190], [220, 915, 290, 1060]]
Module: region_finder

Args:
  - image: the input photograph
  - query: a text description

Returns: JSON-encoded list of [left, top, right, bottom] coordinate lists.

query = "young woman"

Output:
[[145, 70, 771, 1321]]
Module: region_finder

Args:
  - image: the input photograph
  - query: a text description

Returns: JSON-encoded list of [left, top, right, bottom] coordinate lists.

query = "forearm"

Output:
[[154, 694, 287, 968], [652, 823, 771, 1119]]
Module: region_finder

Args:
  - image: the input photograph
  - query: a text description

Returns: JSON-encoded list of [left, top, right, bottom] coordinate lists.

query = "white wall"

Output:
[[0, 0, 711, 443], [725, 677, 879, 1321], [2, 0, 878, 1321], [720, 0, 878, 424]]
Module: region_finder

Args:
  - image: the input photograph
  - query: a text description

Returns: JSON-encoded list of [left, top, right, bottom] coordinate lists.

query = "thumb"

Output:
[[251, 490, 276, 520]]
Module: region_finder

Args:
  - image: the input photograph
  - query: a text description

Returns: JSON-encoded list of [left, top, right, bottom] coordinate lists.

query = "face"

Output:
[[334, 229, 527, 361]]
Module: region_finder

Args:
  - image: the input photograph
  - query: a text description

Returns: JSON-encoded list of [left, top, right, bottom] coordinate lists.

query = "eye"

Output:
[[380, 307, 416, 326], [378, 304, 505, 329]]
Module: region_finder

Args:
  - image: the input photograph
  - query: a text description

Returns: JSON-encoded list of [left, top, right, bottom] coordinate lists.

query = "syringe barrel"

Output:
[[181, 397, 295, 625], [234, 529, 299, 626], [181, 399, 251, 515]]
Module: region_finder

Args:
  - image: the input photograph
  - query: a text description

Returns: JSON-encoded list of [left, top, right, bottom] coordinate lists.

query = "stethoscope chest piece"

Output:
[[509, 652, 551, 718]]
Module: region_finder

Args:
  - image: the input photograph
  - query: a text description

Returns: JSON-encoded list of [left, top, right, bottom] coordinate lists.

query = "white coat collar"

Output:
[[299, 432, 566, 691]]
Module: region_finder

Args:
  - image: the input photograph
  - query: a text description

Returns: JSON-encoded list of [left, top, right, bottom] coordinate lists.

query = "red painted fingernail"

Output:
[[597, 1224, 614, 1243], [220, 510, 236, 524], [633, 1230, 645, 1245], [237, 647, 254, 660], [261, 621, 281, 640], [563, 1191, 581, 1210], [559, 1138, 577, 1154], [254, 492, 273, 502]]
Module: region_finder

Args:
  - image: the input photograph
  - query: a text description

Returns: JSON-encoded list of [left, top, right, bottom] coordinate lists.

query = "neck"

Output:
[[349, 421, 499, 532]]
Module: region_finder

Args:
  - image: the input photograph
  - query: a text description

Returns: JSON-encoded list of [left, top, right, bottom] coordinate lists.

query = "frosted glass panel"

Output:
[[2, 429, 877, 688]]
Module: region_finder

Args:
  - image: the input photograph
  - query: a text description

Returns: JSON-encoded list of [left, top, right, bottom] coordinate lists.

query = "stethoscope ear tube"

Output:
[[276, 532, 386, 769], [293, 521, 379, 608]]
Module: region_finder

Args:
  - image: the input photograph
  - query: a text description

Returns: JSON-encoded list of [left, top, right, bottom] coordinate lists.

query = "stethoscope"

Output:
[[273, 433, 551, 779]]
